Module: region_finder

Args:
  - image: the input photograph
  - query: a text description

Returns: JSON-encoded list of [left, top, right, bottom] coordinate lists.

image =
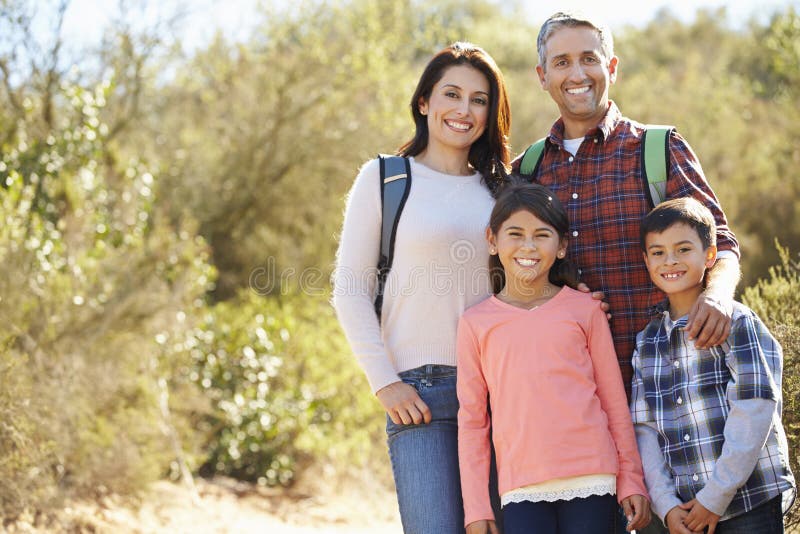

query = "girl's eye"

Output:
[[650, 251, 663, 257], [472, 97, 488, 105]]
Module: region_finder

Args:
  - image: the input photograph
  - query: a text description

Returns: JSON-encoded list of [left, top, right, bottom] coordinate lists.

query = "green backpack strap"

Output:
[[519, 137, 547, 176], [641, 125, 673, 206]]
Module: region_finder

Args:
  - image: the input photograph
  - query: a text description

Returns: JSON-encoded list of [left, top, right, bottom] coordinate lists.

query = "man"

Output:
[[513, 12, 741, 533], [515, 11, 740, 396]]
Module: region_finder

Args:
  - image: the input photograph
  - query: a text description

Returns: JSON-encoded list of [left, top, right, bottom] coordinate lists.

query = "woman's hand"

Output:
[[376, 381, 431, 425]]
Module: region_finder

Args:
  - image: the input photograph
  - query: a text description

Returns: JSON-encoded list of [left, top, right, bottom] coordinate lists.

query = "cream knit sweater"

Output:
[[332, 157, 495, 393]]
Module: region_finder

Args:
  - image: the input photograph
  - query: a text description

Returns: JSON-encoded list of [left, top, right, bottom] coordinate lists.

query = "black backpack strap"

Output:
[[375, 155, 412, 318], [641, 125, 674, 208]]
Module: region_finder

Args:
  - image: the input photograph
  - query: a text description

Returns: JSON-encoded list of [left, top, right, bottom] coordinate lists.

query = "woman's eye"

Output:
[[472, 97, 487, 105]]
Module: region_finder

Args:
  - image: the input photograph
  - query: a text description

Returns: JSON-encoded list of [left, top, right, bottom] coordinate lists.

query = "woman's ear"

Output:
[[418, 96, 428, 116]]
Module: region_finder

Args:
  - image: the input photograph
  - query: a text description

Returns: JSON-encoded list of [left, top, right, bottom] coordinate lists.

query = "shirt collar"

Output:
[[546, 100, 622, 147]]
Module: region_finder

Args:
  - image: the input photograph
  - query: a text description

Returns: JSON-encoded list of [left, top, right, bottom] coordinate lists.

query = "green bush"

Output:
[[178, 289, 385, 486], [742, 243, 800, 527]]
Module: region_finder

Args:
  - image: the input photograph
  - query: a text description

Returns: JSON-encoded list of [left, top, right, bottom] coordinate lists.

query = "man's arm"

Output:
[[686, 256, 741, 349]]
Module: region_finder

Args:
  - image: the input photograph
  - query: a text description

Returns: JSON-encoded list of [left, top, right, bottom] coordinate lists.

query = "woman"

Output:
[[333, 42, 511, 533]]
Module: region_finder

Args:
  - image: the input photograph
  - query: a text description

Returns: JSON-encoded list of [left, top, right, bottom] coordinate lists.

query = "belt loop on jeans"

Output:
[[424, 364, 434, 375]]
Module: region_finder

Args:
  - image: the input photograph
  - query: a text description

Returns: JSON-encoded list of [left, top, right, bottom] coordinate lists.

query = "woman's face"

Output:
[[418, 64, 491, 157]]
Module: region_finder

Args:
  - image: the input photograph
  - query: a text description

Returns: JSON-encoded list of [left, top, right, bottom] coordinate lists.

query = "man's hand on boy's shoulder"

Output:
[[685, 290, 733, 350], [679, 498, 721, 533]]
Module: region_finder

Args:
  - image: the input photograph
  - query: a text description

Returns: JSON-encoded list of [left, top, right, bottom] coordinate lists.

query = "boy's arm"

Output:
[[686, 256, 741, 349], [635, 423, 683, 524], [696, 311, 782, 515]]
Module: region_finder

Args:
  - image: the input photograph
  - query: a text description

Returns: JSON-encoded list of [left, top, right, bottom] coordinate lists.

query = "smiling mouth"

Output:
[[445, 119, 472, 131], [566, 86, 591, 95], [661, 272, 686, 280], [515, 258, 539, 267]]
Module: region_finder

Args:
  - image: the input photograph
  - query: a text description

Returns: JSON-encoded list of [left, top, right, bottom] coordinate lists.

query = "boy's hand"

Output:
[[466, 519, 499, 534], [621, 494, 651, 531], [665, 506, 699, 534], [577, 283, 611, 318], [685, 291, 733, 349], [680, 499, 721, 533]]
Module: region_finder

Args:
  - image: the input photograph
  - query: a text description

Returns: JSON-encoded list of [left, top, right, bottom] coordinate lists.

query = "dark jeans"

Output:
[[503, 494, 616, 534], [637, 494, 784, 534]]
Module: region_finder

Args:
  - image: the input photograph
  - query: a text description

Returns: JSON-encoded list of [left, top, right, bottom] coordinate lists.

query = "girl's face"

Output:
[[488, 209, 566, 298], [418, 64, 490, 158]]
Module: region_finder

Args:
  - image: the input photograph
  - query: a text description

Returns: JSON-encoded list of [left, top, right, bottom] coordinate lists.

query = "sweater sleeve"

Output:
[[586, 303, 649, 503], [456, 315, 494, 527], [331, 159, 400, 393]]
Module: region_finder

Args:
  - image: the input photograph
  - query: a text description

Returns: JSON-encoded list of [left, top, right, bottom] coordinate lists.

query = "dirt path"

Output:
[[6, 477, 402, 533]]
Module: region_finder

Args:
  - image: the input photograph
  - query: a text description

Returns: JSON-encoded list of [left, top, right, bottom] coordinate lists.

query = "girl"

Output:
[[456, 182, 650, 534], [333, 43, 510, 533]]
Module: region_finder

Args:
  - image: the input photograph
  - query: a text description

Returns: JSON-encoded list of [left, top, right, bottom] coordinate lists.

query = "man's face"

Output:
[[536, 26, 618, 136]]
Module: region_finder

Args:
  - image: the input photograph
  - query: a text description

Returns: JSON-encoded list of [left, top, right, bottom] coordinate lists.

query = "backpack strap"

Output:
[[375, 155, 412, 318], [641, 125, 673, 207], [518, 137, 547, 176]]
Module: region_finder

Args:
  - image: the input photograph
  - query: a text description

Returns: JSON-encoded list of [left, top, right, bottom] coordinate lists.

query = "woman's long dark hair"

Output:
[[488, 181, 580, 294], [399, 42, 510, 194]]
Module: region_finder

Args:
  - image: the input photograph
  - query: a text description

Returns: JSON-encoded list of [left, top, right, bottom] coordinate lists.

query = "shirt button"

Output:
[[572, 231, 579, 237], [677, 397, 683, 405], [568, 156, 574, 162], [674, 360, 680, 368], [593, 138, 598, 143], [693, 474, 699, 482], [572, 193, 578, 199], [684, 434, 690, 442]]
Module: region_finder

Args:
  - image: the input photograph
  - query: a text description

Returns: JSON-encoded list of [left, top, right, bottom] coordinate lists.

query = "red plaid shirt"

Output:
[[513, 101, 739, 396]]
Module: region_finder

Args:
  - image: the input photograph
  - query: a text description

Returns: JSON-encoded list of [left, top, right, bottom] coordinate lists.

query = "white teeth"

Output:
[[445, 120, 470, 131], [567, 86, 590, 95], [662, 272, 683, 279], [516, 258, 537, 267]]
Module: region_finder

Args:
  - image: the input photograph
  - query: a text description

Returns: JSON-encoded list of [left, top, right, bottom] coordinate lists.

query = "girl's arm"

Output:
[[586, 304, 649, 502], [331, 159, 400, 394], [456, 316, 494, 527]]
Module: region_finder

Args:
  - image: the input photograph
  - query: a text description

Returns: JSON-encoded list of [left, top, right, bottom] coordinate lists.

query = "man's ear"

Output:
[[535, 64, 546, 89], [705, 245, 718, 268], [607, 55, 619, 85]]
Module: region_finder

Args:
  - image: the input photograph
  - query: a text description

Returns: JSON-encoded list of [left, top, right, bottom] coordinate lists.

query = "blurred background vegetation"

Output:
[[1, 0, 799, 526]]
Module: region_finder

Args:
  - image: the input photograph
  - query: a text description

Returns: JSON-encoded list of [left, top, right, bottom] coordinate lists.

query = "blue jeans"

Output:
[[503, 494, 617, 534], [386, 365, 464, 534]]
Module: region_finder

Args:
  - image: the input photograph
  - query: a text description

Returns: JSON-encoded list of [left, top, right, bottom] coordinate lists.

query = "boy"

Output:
[[630, 197, 795, 534]]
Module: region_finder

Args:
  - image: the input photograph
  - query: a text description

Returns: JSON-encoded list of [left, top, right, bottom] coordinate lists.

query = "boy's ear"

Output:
[[705, 245, 718, 268]]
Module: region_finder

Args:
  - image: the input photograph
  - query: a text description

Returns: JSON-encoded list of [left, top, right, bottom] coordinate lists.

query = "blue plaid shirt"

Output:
[[631, 301, 795, 520]]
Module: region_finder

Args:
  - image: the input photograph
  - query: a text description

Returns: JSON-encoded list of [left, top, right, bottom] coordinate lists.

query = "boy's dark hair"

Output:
[[640, 197, 717, 251], [488, 177, 580, 293]]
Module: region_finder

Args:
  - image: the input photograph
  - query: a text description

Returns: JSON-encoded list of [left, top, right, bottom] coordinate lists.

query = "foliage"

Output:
[[175, 290, 383, 486], [742, 244, 800, 527]]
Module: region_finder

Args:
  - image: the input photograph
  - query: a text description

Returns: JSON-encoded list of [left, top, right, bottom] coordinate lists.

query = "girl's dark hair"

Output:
[[399, 42, 511, 194], [488, 180, 580, 294]]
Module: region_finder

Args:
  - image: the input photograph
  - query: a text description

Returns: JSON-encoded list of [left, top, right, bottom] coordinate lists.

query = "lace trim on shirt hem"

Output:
[[501, 483, 616, 506]]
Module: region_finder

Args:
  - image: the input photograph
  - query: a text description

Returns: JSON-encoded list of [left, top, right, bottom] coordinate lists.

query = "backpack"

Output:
[[374, 154, 412, 318], [518, 125, 673, 207]]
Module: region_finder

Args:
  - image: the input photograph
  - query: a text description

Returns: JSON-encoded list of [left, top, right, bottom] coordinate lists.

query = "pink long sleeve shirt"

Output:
[[456, 287, 648, 526]]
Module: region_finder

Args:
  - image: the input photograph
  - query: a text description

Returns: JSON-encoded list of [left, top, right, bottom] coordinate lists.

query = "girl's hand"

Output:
[[621, 494, 651, 531], [466, 519, 499, 534], [376, 381, 431, 425]]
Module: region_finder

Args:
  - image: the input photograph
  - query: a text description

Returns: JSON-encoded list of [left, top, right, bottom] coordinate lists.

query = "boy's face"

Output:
[[643, 222, 717, 300]]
